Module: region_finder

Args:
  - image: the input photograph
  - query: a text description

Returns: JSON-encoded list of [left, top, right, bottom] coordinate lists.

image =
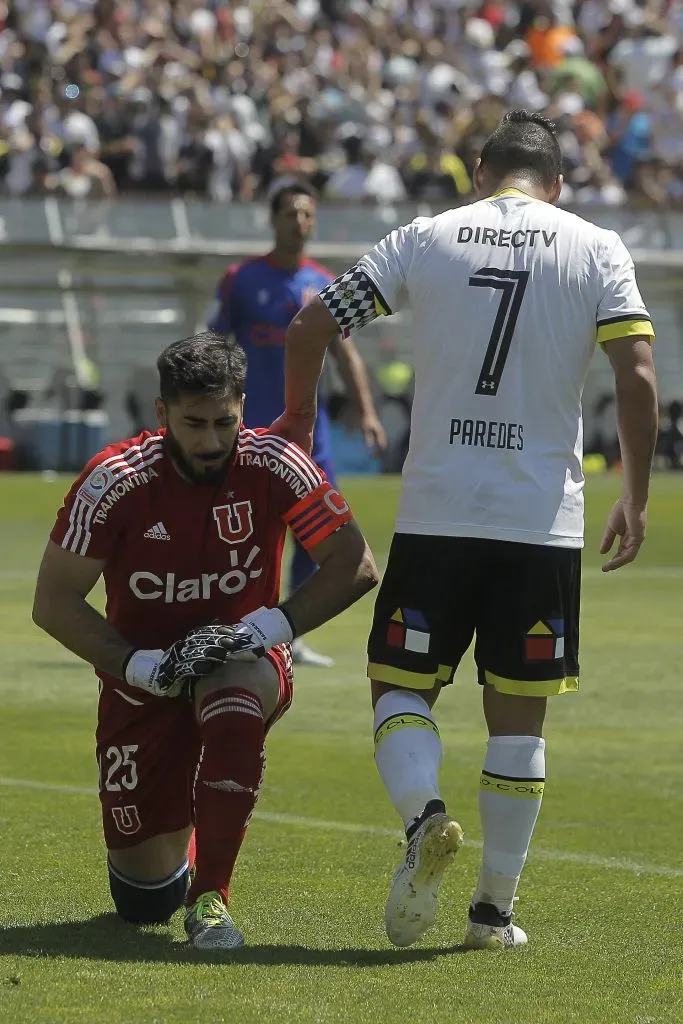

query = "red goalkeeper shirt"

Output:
[[50, 427, 353, 671]]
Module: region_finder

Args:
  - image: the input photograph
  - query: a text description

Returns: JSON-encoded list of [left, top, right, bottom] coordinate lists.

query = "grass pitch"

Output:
[[0, 472, 682, 1024]]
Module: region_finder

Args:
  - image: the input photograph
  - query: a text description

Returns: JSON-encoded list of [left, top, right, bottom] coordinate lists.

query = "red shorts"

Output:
[[97, 645, 293, 850]]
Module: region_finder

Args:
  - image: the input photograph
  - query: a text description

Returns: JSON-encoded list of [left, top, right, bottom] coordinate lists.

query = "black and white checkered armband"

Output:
[[319, 267, 391, 333]]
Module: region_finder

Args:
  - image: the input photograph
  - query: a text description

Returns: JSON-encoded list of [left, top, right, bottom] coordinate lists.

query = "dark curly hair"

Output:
[[157, 331, 247, 404]]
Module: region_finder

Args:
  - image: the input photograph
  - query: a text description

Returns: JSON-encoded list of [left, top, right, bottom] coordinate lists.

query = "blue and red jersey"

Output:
[[209, 254, 335, 465]]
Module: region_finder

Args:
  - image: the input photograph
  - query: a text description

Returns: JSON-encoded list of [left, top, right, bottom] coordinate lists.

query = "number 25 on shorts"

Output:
[[99, 744, 139, 792]]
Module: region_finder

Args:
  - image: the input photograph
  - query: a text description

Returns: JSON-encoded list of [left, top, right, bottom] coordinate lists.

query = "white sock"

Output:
[[373, 690, 443, 831], [473, 735, 546, 915]]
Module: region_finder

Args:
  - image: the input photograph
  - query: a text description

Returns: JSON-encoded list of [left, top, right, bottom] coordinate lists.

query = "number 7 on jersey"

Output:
[[469, 268, 530, 397]]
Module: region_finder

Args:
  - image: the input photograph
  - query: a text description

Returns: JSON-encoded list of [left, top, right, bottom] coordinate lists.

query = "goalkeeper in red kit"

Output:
[[33, 331, 378, 950]]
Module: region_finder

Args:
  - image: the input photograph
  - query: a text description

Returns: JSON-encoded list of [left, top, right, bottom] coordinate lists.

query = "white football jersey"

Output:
[[320, 187, 654, 547]]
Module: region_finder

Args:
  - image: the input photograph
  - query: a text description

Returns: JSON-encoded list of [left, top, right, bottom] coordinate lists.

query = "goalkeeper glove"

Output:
[[122, 623, 252, 698], [180, 607, 295, 664], [224, 605, 295, 660], [122, 648, 166, 695]]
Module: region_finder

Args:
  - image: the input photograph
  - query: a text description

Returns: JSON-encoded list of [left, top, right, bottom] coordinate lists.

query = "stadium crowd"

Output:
[[0, 0, 682, 206]]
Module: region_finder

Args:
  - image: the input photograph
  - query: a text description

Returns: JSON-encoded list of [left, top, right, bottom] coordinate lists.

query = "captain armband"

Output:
[[319, 267, 391, 333]]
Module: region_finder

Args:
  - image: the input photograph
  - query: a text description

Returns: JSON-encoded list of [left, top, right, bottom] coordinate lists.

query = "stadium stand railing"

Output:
[[0, 197, 681, 462]]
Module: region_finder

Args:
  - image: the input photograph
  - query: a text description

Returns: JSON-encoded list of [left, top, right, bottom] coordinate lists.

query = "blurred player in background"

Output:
[[278, 111, 658, 950], [209, 179, 386, 668], [33, 332, 378, 950]]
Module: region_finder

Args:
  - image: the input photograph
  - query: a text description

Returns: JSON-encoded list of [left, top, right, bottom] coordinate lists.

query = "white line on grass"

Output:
[[1, 776, 681, 879], [0, 777, 94, 795], [3, 566, 683, 583]]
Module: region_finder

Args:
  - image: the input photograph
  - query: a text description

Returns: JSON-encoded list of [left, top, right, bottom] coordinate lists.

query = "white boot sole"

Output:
[[385, 814, 464, 947], [463, 922, 528, 950]]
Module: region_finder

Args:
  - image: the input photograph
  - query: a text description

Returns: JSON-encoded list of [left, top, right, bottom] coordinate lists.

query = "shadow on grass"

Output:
[[0, 915, 471, 966]]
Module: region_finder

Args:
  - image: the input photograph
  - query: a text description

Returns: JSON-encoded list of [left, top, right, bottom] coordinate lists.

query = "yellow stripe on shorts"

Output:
[[484, 670, 579, 697], [368, 662, 453, 690], [374, 713, 439, 749], [480, 771, 545, 799]]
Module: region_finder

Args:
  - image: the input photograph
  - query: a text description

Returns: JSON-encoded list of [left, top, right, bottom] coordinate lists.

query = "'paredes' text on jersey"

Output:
[[450, 418, 524, 451]]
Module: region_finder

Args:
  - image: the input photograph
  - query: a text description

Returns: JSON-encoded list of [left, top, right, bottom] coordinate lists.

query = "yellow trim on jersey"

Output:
[[597, 319, 655, 344], [374, 713, 439, 749], [374, 293, 389, 317], [367, 662, 452, 690], [490, 187, 540, 202], [480, 773, 545, 799], [484, 670, 579, 697]]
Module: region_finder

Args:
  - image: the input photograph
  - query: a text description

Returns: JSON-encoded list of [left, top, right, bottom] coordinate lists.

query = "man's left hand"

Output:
[[155, 626, 242, 694], [124, 625, 238, 698], [176, 607, 295, 668], [178, 622, 265, 663], [214, 606, 295, 661], [269, 412, 315, 455], [361, 412, 388, 451]]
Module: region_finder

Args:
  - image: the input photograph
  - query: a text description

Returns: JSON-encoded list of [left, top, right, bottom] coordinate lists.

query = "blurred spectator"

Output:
[[504, 41, 548, 111], [606, 91, 652, 189], [605, 8, 677, 96], [404, 118, 471, 201], [585, 393, 619, 466], [658, 400, 683, 469], [175, 113, 214, 197], [526, 13, 579, 71], [46, 142, 116, 199], [325, 131, 407, 203], [663, 399, 683, 471], [0, 0, 681, 205]]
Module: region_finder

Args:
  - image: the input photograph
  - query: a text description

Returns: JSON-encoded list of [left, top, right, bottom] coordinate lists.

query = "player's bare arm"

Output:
[[33, 541, 133, 678], [600, 335, 658, 572], [329, 334, 387, 452], [273, 296, 339, 453], [282, 518, 378, 636], [277, 268, 389, 452], [193, 516, 378, 663], [33, 541, 230, 696]]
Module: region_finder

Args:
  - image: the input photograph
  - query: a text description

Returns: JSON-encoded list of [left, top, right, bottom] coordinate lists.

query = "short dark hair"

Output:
[[157, 331, 247, 404], [270, 179, 318, 216], [479, 110, 562, 187]]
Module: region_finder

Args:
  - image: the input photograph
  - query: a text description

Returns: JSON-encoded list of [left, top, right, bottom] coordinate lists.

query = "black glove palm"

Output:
[[156, 624, 261, 695]]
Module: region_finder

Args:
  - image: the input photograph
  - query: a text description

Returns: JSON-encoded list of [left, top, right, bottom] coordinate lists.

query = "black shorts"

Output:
[[367, 534, 580, 697]]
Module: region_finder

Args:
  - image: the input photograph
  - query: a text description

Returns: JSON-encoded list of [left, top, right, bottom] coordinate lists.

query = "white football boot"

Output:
[[385, 800, 464, 947], [464, 901, 528, 950]]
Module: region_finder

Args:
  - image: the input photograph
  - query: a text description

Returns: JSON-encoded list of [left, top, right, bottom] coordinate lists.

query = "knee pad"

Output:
[[108, 858, 189, 925]]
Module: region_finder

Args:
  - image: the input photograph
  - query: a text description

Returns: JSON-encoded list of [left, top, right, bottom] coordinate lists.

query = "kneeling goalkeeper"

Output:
[[33, 331, 378, 950]]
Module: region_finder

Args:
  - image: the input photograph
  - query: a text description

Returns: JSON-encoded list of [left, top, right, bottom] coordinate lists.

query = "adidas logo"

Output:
[[144, 521, 171, 541], [202, 779, 254, 794]]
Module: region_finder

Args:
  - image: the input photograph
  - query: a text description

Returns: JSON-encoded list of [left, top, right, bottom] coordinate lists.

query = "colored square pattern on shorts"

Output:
[[524, 619, 564, 661], [386, 608, 430, 654], [386, 622, 405, 648]]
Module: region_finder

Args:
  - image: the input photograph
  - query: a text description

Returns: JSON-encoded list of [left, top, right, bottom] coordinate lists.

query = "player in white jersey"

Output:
[[275, 111, 658, 950]]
